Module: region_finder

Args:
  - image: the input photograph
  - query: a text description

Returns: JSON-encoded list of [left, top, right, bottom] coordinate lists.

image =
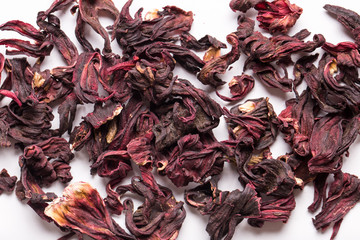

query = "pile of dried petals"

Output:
[[0, 0, 360, 240]]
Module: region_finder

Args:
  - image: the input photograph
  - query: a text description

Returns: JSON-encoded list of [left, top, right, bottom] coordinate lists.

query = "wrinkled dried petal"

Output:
[[242, 158, 296, 197], [72, 52, 104, 104], [84, 101, 123, 129], [185, 178, 261, 240], [36, 12, 79, 65], [278, 89, 316, 157], [114, 0, 194, 55], [242, 30, 325, 63], [216, 74, 254, 102], [162, 133, 226, 187], [0, 168, 17, 194], [224, 97, 277, 149], [255, 0, 303, 33], [77, 0, 119, 54], [7, 97, 54, 145], [52, 161, 72, 184], [245, 60, 292, 92], [20, 137, 74, 186], [322, 41, 360, 68], [197, 33, 241, 87], [115, 177, 186, 240], [180, 32, 227, 52], [248, 194, 296, 227], [309, 115, 360, 173], [324, 4, 360, 45], [313, 172, 360, 240], [229, 0, 262, 13], [57, 93, 79, 135], [4, 58, 33, 103], [308, 173, 329, 213], [91, 150, 132, 179], [45, 182, 134, 240], [153, 79, 223, 151]]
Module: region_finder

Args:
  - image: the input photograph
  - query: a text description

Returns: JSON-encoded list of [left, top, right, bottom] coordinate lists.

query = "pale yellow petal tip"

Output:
[[238, 101, 256, 113], [145, 9, 160, 21]]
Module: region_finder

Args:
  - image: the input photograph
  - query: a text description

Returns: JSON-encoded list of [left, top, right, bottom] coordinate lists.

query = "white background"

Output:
[[0, 0, 360, 239]]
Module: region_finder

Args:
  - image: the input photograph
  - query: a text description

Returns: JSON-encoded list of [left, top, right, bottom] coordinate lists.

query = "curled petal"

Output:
[[45, 182, 134, 240]]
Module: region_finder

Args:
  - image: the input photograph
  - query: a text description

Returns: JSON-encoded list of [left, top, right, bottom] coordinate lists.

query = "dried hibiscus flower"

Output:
[[216, 74, 255, 102], [113, 177, 186, 240], [255, 0, 303, 33], [311, 172, 360, 240], [45, 181, 135, 240], [159, 133, 227, 187], [0, 169, 17, 195], [324, 4, 360, 45], [229, 0, 262, 13], [185, 177, 261, 240]]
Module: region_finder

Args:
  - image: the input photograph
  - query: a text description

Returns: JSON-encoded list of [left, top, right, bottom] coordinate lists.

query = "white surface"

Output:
[[0, 0, 360, 239]]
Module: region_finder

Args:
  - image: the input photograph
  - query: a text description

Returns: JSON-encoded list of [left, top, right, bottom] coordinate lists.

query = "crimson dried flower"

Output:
[[229, 0, 262, 13], [216, 74, 255, 102], [160, 133, 226, 187], [0, 168, 17, 195], [91, 150, 132, 179], [114, 0, 194, 54], [324, 4, 360, 45], [20, 137, 74, 186], [278, 89, 317, 157], [224, 97, 278, 150], [36, 12, 79, 65], [114, 177, 186, 240], [244, 60, 293, 92], [308, 114, 359, 174], [45, 182, 135, 240], [322, 41, 360, 68], [185, 177, 261, 240], [180, 32, 227, 52], [7, 97, 54, 145], [197, 33, 241, 87], [312, 172, 360, 240], [76, 0, 119, 54], [255, 0, 303, 33], [242, 29, 324, 63], [248, 193, 296, 227]]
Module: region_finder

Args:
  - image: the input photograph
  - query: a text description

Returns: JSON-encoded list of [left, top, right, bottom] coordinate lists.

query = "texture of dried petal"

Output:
[[255, 0, 303, 33], [7, 97, 54, 145], [162, 133, 226, 187], [197, 33, 241, 87], [229, 0, 262, 13], [278, 89, 316, 158], [324, 4, 360, 45], [224, 97, 277, 150], [185, 178, 261, 240], [91, 150, 132, 179], [77, 0, 119, 54], [0, 168, 17, 194], [115, 177, 186, 240], [309, 115, 359, 173], [216, 74, 255, 102], [242, 30, 324, 63], [313, 172, 360, 240], [45, 182, 134, 240], [248, 194, 296, 227]]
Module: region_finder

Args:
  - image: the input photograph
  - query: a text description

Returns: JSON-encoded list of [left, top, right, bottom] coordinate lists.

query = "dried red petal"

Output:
[[216, 74, 255, 102], [185, 178, 261, 240], [45, 182, 134, 240], [255, 0, 303, 33], [313, 172, 360, 240], [0, 168, 17, 194]]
